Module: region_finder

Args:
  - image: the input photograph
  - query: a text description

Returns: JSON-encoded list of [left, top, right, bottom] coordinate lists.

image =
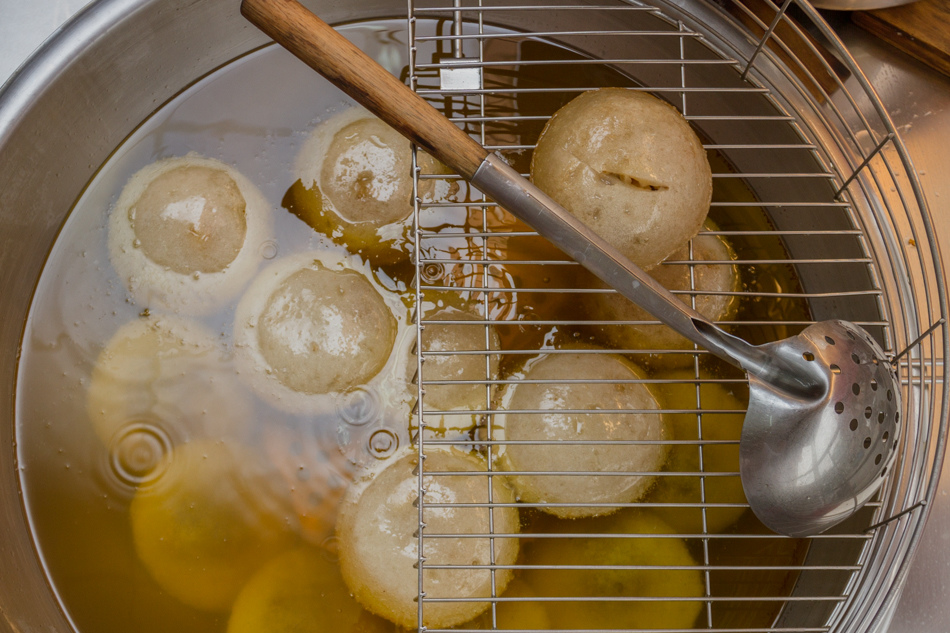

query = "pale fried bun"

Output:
[[233, 251, 413, 415], [288, 107, 454, 262], [130, 439, 296, 612], [86, 314, 250, 448], [490, 350, 670, 518], [227, 547, 392, 633], [588, 230, 739, 366], [647, 369, 748, 534], [418, 308, 500, 433], [336, 448, 520, 629], [530, 88, 711, 269], [523, 509, 704, 631], [109, 154, 271, 315]]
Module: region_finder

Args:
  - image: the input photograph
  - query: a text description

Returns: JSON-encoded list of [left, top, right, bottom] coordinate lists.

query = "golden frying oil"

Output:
[[16, 18, 812, 633]]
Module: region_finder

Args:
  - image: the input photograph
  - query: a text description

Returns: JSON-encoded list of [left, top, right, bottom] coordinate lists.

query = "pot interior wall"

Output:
[[0, 2, 397, 631]]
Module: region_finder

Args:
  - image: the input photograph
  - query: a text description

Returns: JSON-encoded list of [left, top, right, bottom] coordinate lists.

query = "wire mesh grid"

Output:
[[403, 1, 948, 632]]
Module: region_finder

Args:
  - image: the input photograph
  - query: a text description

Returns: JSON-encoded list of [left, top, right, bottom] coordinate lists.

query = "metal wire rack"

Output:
[[404, 1, 948, 632]]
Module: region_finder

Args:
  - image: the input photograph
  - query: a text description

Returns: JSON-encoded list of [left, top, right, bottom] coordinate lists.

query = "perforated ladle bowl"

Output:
[[240, 0, 901, 537]]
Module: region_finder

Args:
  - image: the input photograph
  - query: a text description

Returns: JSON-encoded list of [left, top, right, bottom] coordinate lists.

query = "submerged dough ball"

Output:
[[647, 370, 748, 534], [234, 251, 413, 415], [337, 448, 520, 629], [491, 351, 670, 518], [130, 440, 296, 612], [523, 510, 704, 631], [109, 154, 271, 314], [419, 308, 500, 432], [289, 108, 454, 262], [468, 578, 551, 631], [531, 88, 711, 269], [262, 424, 355, 545], [588, 230, 739, 366], [227, 547, 392, 633], [86, 315, 250, 449]]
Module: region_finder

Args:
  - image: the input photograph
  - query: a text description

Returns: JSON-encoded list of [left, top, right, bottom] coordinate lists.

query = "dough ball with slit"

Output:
[[531, 88, 711, 269]]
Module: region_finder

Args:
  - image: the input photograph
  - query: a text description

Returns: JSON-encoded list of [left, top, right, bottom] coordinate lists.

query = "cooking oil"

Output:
[[16, 17, 814, 633]]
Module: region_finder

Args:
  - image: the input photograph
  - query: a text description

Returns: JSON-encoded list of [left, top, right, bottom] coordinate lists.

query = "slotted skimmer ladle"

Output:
[[241, 0, 901, 537]]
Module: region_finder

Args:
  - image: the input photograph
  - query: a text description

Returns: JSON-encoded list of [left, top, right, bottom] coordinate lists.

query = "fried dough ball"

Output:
[[648, 370, 748, 534], [523, 510, 704, 631], [530, 88, 711, 269], [490, 351, 670, 519], [109, 154, 272, 314], [468, 578, 551, 631], [227, 547, 394, 633], [288, 108, 455, 262], [418, 308, 500, 433], [587, 230, 739, 367], [337, 448, 520, 629], [86, 315, 250, 451], [234, 251, 414, 415], [130, 440, 296, 612]]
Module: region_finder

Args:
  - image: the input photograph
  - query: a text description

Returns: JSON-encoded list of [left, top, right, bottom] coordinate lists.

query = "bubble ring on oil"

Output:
[[367, 428, 399, 460], [320, 535, 341, 563], [105, 420, 174, 492], [337, 386, 381, 427], [258, 239, 279, 260], [421, 262, 446, 284]]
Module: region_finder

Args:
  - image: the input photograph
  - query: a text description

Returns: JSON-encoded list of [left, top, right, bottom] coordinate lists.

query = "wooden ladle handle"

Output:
[[240, 0, 489, 180]]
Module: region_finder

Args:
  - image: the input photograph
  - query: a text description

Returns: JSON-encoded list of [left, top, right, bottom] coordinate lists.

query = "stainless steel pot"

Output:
[[1, 1, 945, 632]]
